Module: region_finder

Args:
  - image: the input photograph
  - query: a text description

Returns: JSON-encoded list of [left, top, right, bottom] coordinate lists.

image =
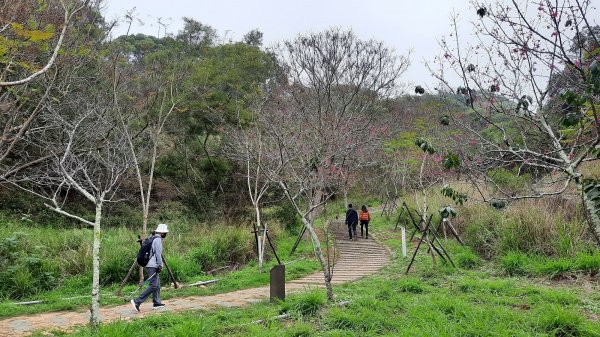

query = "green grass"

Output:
[[36, 207, 600, 337], [52, 246, 600, 337], [0, 212, 321, 318], [500, 251, 600, 277]]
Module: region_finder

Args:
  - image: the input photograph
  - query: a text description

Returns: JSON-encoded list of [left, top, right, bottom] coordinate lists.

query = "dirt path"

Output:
[[0, 221, 391, 336]]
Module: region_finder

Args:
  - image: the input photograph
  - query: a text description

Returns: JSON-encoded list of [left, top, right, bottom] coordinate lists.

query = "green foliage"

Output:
[[488, 167, 530, 195], [501, 251, 530, 276], [536, 304, 586, 337], [270, 201, 302, 233], [441, 184, 468, 205], [22, 217, 600, 337], [453, 249, 482, 269], [0, 232, 59, 299], [439, 206, 456, 219], [498, 251, 600, 277], [442, 152, 460, 170], [414, 137, 435, 154], [190, 226, 253, 272], [439, 115, 449, 125], [396, 279, 426, 293], [279, 290, 326, 317], [459, 199, 592, 259]]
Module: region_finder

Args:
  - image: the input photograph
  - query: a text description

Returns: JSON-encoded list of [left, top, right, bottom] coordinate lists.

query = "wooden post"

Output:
[[265, 229, 282, 265], [442, 218, 448, 242], [401, 226, 407, 257], [270, 264, 286, 302], [115, 260, 137, 296], [161, 254, 179, 289]]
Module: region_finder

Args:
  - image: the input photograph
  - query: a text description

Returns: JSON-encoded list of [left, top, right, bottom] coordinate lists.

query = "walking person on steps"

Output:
[[359, 205, 371, 239], [345, 204, 359, 241], [131, 223, 168, 312]]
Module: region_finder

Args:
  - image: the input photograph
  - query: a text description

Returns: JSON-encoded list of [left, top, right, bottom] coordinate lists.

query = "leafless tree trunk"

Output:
[[5, 69, 130, 332]]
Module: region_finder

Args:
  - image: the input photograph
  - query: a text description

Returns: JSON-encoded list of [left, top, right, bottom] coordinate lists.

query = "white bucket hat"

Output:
[[155, 223, 169, 233]]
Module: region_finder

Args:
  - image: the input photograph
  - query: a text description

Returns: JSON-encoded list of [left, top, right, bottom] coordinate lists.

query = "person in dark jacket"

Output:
[[131, 223, 168, 312], [345, 204, 359, 241]]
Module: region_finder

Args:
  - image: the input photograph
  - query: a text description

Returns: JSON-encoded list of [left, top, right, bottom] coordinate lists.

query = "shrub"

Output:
[[271, 201, 302, 233], [166, 255, 200, 282]]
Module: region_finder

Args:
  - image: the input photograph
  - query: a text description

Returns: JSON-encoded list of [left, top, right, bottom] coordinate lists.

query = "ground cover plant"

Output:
[[45, 208, 599, 337], [0, 207, 320, 318]]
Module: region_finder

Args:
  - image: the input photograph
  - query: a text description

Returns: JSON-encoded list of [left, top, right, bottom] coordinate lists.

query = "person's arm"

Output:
[[153, 238, 163, 270]]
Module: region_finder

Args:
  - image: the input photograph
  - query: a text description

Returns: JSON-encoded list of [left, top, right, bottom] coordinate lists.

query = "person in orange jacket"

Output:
[[359, 205, 371, 239]]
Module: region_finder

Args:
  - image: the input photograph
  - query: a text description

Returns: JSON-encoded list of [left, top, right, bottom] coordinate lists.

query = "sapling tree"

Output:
[[226, 95, 284, 272], [5, 40, 130, 330], [261, 28, 409, 301], [9, 99, 130, 331], [431, 0, 600, 242]]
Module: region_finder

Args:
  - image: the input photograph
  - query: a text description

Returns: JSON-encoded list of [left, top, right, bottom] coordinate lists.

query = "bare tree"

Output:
[[4, 48, 130, 331], [0, 0, 100, 176], [431, 0, 600, 242], [9, 106, 129, 331], [226, 101, 274, 271], [261, 28, 409, 301]]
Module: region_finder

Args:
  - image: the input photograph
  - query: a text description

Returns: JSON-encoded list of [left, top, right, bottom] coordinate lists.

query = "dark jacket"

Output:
[[345, 208, 358, 225]]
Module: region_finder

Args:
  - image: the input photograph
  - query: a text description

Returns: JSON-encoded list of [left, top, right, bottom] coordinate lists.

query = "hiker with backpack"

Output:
[[131, 223, 168, 312], [359, 205, 371, 239], [345, 204, 359, 241]]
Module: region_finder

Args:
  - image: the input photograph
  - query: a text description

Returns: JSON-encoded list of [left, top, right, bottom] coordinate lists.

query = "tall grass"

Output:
[[0, 211, 269, 300], [455, 197, 593, 259]]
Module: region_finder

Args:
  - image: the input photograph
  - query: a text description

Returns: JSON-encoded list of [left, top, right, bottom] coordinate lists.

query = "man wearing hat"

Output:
[[131, 223, 169, 311]]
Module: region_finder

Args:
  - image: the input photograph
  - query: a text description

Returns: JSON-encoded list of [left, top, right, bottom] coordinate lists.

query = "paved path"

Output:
[[0, 221, 390, 336]]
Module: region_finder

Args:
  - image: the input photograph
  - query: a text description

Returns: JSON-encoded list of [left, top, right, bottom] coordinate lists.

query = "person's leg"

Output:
[[134, 267, 158, 305], [348, 224, 353, 239], [360, 221, 364, 237], [352, 222, 358, 240], [366, 221, 369, 239], [152, 272, 161, 305]]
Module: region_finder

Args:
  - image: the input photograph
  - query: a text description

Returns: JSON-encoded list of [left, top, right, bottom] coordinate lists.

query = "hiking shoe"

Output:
[[130, 299, 140, 312], [153, 303, 166, 310]]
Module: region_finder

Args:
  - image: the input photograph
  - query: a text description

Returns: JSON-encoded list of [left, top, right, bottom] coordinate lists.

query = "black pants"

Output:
[[347, 222, 357, 239], [360, 220, 369, 238]]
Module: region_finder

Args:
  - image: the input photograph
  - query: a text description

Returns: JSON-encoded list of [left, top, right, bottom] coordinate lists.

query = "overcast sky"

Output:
[[102, 0, 480, 88], [101, 1, 599, 90]]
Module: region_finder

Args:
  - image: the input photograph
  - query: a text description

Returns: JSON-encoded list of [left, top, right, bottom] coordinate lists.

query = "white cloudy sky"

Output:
[[102, 0, 478, 88], [102, 0, 599, 89]]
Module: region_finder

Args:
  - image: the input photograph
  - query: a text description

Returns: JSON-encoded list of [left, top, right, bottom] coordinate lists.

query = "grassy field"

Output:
[[0, 210, 321, 318], [40, 207, 599, 337]]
